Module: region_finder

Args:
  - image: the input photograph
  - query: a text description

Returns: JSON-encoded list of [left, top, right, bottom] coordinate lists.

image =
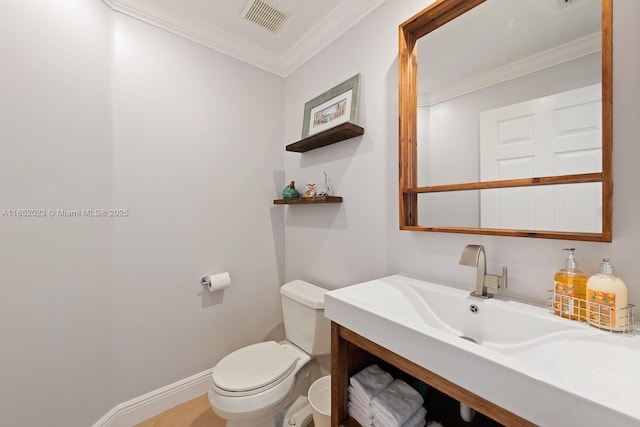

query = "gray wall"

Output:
[[0, 1, 284, 425], [0, 1, 114, 425], [110, 13, 285, 403]]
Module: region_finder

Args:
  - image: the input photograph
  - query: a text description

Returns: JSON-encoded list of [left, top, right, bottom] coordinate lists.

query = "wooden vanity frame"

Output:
[[330, 322, 536, 427]]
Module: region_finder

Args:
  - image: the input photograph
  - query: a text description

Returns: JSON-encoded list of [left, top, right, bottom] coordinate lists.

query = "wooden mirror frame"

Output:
[[399, 0, 612, 242]]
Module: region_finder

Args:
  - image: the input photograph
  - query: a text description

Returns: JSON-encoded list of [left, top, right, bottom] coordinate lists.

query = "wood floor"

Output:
[[134, 394, 225, 427], [133, 394, 316, 427], [132, 389, 499, 427]]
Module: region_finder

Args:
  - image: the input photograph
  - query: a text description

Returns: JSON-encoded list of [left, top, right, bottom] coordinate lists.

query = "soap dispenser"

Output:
[[587, 259, 629, 332], [554, 248, 588, 321]]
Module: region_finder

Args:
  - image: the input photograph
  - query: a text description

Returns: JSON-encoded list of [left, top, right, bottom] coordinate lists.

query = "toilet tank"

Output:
[[280, 280, 331, 356]]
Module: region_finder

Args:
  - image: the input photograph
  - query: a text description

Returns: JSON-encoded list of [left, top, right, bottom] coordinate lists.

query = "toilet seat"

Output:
[[212, 341, 299, 397]]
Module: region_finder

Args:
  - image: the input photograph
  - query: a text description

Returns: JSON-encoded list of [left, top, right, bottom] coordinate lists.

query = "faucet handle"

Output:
[[499, 266, 507, 289], [484, 266, 507, 290]]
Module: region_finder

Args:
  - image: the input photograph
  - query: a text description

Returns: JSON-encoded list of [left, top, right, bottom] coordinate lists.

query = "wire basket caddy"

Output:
[[547, 290, 636, 334]]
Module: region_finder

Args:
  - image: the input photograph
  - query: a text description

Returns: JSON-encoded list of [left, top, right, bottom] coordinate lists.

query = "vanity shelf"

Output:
[[331, 322, 534, 427], [285, 122, 364, 153], [273, 196, 342, 205]]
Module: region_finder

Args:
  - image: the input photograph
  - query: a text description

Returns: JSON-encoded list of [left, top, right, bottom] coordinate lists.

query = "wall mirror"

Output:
[[399, 0, 612, 241]]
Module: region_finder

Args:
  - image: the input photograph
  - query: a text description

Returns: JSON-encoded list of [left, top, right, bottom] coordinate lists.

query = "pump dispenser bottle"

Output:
[[554, 248, 588, 320], [587, 259, 629, 331]]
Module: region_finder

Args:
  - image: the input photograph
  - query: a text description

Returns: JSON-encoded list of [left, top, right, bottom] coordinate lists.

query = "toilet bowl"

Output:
[[208, 341, 318, 426], [208, 280, 331, 427]]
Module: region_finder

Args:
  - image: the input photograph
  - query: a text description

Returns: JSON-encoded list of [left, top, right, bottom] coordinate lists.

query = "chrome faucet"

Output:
[[459, 244, 507, 299]]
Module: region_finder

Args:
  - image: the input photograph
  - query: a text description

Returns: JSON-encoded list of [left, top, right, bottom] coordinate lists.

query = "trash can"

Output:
[[308, 375, 331, 427]]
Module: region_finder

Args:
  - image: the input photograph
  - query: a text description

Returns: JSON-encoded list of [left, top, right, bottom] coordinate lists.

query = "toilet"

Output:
[[208, 280, 331, 427]]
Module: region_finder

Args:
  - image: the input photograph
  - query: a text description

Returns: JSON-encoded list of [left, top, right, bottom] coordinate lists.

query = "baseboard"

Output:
[[93, 368, 213, 427]]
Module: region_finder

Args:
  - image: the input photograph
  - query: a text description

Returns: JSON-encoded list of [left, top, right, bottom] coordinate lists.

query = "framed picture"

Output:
[[302, 73, 361, 138]]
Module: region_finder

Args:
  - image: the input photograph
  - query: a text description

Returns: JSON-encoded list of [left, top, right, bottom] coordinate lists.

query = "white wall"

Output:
[[282, 0, 403, 288], [0, 2, 285, 425], [110, 13, 285, 403], [284, 0, 640, 309], [0, 1, 114, 426]]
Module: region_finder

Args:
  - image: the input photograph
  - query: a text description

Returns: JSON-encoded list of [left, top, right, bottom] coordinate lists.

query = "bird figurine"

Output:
[[303, 183, 317, 198], [282, 180, 300, 199]]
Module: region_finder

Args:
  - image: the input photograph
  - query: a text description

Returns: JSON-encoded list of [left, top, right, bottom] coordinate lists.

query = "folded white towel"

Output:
[[349, 364, 394, 404], [401, 406, 427, 427], [349, 385, 372, 409], [372, 411, 426, 427], [371, 379, 424, 427], [348, 401, 374, 426]]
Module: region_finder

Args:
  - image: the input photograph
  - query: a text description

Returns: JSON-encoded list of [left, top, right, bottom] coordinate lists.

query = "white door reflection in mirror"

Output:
[[480, 84, 602, 231]]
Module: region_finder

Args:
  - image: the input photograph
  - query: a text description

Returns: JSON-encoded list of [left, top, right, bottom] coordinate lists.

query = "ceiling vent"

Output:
[[241, 0, 291, 34]]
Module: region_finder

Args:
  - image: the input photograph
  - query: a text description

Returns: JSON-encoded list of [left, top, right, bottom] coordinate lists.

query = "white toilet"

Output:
[[208, 280, 331, 427]]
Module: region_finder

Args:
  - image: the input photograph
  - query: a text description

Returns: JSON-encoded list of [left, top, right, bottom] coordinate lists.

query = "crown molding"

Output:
[[280, 0, 387, 76], [103, 0, 283, 75], [102, 0, 386, 77], [419, 32, 601, 107]]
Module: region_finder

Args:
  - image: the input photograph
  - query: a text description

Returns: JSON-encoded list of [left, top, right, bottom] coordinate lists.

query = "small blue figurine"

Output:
[[282, 180, 300, 199]]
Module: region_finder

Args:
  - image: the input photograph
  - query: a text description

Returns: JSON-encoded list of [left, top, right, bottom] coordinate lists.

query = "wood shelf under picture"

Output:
[[285, 122, 364, 153], [273, 196, 343, 205]]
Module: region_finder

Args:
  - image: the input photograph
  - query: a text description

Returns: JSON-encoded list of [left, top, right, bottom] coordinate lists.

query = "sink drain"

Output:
[[459, 336, 477, 344], [469, 304, 479, 314]]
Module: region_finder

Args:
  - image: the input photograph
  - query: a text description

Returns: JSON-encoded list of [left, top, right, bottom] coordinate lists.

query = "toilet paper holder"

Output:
[[201, 272, 231, 293]]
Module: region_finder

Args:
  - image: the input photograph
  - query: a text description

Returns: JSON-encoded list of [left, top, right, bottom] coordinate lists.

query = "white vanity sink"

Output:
[[324, 274, 640, 426]]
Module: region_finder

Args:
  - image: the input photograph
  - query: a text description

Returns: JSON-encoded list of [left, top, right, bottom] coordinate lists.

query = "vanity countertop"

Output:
[[324, 274, 640, 427]]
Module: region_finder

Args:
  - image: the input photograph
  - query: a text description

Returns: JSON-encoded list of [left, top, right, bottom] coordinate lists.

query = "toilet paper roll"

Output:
[[201, 272, 231, 293]]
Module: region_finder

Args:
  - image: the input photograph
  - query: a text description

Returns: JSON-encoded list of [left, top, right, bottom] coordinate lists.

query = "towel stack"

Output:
[[347, 364, 427, 427], [348, 364, 392, 426], [371, 380, 426, 427]]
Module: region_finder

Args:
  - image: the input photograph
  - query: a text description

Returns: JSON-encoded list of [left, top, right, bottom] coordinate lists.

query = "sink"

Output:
[[381, 274, 589, 346], [324, 274, 640, 426]]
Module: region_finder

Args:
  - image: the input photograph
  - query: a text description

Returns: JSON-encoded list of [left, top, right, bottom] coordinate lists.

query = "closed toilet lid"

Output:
[[212, 341, 298, 393]]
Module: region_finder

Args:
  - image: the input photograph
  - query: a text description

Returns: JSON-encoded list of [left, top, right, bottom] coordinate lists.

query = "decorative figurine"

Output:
[[317, 172, 333, 196], [303, 183, 317, 198], [282, 180, 300, 199]]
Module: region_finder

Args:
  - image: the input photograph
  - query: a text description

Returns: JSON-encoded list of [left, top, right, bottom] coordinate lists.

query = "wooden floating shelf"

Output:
[[285, 122, 364, 153], [273, 196, 343, 205]]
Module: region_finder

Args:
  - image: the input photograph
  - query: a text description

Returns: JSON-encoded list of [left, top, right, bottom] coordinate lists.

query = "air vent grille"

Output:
[[241, 0, 291, 34]]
